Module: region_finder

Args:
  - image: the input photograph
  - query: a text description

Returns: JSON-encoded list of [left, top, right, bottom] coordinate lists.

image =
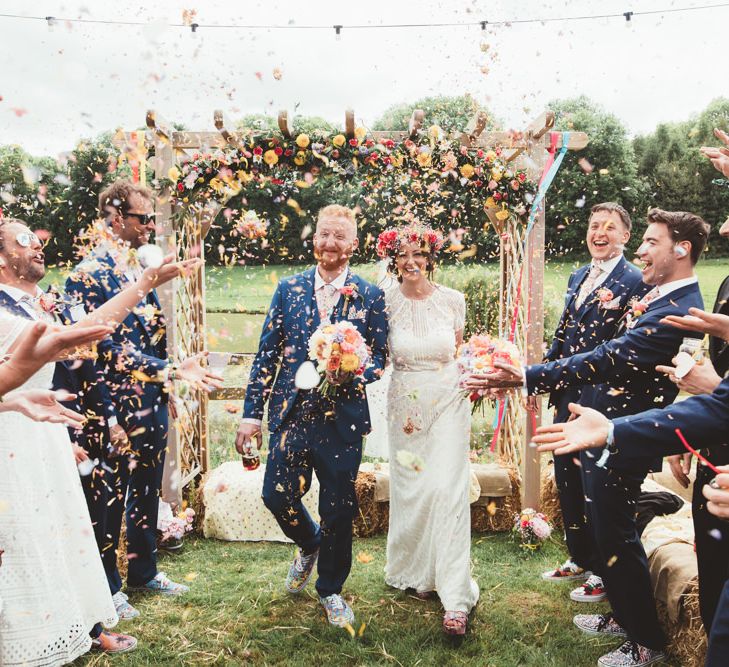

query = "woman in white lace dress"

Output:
[[376, 225, 479, 635]]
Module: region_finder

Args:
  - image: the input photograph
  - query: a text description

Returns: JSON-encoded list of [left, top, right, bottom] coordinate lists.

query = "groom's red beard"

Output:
[[9, 258, 45, 284]]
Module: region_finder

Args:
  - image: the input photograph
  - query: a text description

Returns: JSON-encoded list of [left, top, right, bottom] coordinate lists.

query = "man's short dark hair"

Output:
[[589, 202, 632, 231], [646, 208, 710, 265], [98, 179, 153, 220]]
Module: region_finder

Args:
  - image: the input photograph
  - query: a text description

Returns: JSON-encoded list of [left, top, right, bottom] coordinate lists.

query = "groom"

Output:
[[236, 204, 388, 627]]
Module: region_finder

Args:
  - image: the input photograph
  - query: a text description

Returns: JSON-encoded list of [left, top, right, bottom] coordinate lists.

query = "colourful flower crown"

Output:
[[375, 224, 445, 259]]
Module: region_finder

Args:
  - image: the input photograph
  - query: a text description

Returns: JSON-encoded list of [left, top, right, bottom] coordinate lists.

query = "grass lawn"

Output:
[[77, 534, 657, 667]]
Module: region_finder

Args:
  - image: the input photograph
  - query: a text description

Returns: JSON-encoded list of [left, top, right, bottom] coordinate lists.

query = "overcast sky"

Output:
[[1, 0, 727, 157]]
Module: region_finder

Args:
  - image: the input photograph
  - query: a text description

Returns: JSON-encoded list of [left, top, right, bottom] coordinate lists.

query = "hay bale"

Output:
[[656, 584, 706, 667], [471, 467, 521, 533], [540, 461, 563, 531], [353, 471, 389, 537]]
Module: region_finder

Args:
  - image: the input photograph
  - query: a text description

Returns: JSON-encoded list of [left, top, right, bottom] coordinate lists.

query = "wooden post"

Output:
[[146, 110, 183, 505]]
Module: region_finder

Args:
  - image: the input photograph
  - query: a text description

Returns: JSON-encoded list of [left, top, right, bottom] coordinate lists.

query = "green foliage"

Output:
[[373, 93, 498, 134], [545, 96, 649, 258], [462, 273, 562, 344], [634, 97, 729, 255]]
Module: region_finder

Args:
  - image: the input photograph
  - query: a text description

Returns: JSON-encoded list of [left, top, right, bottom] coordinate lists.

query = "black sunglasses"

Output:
[[124, 212, 156, 225]]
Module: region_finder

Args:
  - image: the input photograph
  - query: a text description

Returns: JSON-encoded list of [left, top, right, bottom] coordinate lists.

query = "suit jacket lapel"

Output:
[[330, 269, 353, 323], [575, 257, 628, 326], [0, 291, 33, 320], [299, 266, 320, 336], [101, 254, 152, 341]]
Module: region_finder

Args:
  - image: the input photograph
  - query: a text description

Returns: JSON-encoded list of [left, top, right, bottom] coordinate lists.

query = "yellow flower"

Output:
[[428, 125, 443, 140], [294, 151, 307, 166], [459, 164, 475, 178], [416, 152, 432, 167], [295, 134, 310, 149], [354, 126, 367, 141], [495, 208, 510, 221], [484, 196, 496, 209], [167, 166, 181, 181], [485, 150, 498, 161], [391, 153, 404, 168], [340, 353, 360, 373], [332, 134, 346, 148], [263, 150, 279, 166], [209, 177, 224, 193], [491, 168, 503, 181], [237, 170, 253, 184]]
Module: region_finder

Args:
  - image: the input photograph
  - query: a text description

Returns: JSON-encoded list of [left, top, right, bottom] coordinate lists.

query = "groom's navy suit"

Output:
[[66, 253, 169, 592], [544, 257, 646, 575], [244, 266, 388, 597], [527, 281, 704, 650]]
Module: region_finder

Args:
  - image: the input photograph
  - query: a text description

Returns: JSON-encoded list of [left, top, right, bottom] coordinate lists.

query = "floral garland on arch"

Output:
[[162, 126, 537, 235]]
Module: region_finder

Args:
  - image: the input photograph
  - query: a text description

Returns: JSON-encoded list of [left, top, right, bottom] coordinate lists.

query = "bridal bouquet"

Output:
[[456, 334, 522, 412], [512, 508, 552, 554], [158, 501, 195, 546], [306, 321, 370, 394]]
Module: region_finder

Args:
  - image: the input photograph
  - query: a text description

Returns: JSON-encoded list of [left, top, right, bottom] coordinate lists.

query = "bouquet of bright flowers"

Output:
[[512, 508, 552, 553], [158, 501, 195, 546], [307, 321, 370, 394], [456, 334, 522, 412]]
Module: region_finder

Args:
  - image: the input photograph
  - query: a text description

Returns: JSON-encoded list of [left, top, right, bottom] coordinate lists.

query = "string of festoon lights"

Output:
[[0, 2, 728, 35]]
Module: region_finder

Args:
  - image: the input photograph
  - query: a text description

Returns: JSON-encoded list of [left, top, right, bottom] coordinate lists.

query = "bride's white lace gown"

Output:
[[384, 285, 479, 613], [0, 313, 117, 666]]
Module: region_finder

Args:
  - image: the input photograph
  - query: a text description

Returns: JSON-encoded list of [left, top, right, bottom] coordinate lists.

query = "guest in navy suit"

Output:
[[237, 205, 388, 628], [468, 208, 710, 667], [533, 370, 729, 667], [541, 202, 647, 599], [65, 180, 222, 620]]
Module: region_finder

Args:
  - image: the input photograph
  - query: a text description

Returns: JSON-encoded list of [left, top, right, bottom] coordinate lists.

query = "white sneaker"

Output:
[[541, 558, 588, 582], [111, 591, 140, 620], [570, 574, 607, 602]]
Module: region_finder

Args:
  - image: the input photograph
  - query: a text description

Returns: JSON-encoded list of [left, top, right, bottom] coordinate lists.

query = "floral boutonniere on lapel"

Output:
[[339, 283, 366, 320], [623, 297, 648, 329], [595, 287, 620, 311]]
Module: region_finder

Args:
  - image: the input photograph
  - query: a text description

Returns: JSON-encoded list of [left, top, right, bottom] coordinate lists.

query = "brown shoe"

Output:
[[91, 630, 138, 653]]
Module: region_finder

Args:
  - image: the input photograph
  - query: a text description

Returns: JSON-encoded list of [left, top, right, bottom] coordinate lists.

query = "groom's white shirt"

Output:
[[241, 264, 350, 428], [0, 282, 44, 319]]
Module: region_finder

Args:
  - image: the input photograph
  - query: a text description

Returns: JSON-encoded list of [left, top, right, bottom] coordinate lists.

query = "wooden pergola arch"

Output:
[[120, 108, 588, 509]]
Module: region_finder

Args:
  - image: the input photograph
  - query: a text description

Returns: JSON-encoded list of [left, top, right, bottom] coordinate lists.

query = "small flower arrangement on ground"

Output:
[[512, 508, 552, 554], [158, 500, 195, 550], [307, 320, 370, 394], [456, 333, 522, 412]]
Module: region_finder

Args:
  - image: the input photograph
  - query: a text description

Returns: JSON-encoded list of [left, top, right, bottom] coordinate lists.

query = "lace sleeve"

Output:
[[0, 310, 30, 356], [454, 290, 466, 331]]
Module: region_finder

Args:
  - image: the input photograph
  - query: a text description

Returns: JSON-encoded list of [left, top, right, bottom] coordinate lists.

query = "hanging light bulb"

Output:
[[623, 11, 634, 29], [190, 22, 199, 38], [45, 16, 57, 31], [334, 24, 342, 41]]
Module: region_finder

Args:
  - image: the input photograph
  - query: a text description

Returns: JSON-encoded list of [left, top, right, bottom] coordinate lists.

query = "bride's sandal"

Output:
[[443, 611, 468, 636]]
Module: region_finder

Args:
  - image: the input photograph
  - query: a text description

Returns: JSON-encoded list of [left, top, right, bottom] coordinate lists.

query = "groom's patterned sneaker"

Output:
[[285, 548, 319, 594], [573, 612, 627, 638], [570, 574, 607, 602], [597, 640, 665, 667], [319, 594, 355, 628], [541, 559, 588, 582]]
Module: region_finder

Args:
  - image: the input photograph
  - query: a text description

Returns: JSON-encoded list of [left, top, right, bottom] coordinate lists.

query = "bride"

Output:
[[377, 224, 479, 636]]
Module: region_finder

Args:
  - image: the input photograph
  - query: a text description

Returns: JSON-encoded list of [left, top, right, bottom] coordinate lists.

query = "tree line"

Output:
[[1, 94, 728, 267]]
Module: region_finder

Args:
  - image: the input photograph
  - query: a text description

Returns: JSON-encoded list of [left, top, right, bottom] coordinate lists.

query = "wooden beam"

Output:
[[345, 109, 355, 138], [278, 110, 292, 138], [214, 110, 243, 150], [408, 109, 424, 138], [461, 110, 489, 147]]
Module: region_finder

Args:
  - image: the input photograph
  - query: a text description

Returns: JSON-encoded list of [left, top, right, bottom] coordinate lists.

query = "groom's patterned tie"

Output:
[[575, 264, 603, 309], [316, 283, 339, 323]]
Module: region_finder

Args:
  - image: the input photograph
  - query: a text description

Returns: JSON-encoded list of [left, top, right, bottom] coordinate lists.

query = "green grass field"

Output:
[[80, 534, 644, 667]]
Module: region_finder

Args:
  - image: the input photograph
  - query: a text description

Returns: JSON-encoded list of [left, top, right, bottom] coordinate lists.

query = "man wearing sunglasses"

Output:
[[64, 179, 204, 619]]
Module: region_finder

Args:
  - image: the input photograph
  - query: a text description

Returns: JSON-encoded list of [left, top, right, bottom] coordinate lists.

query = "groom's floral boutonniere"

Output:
[[624, 297, 648, 329], [595, 287, 620, 311], [38, 291, 60, 315], [340, 283, 365, 320]]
